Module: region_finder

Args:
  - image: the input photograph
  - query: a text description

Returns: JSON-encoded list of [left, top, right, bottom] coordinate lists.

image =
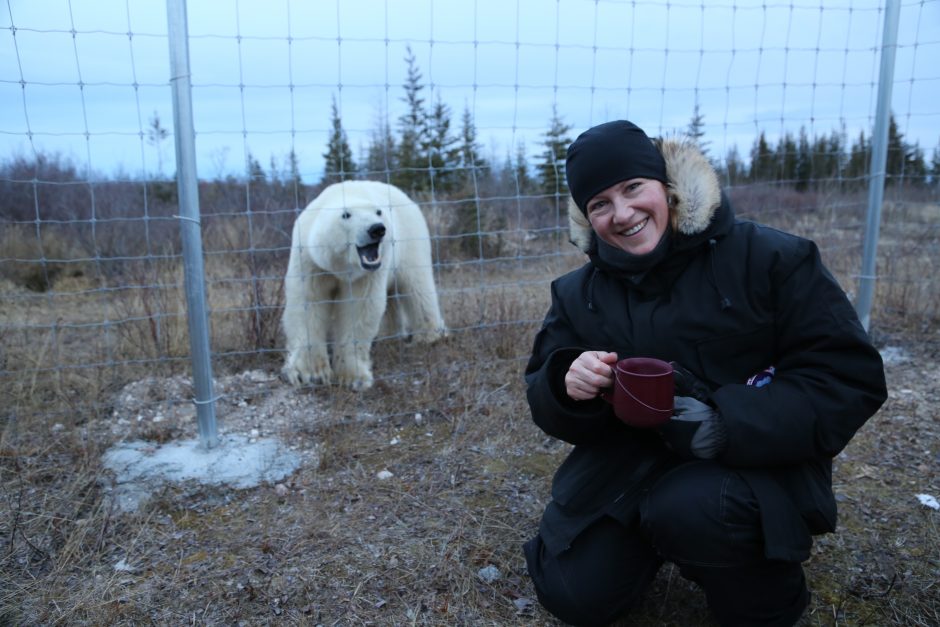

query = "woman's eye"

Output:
[[588, 200, 607, 213]]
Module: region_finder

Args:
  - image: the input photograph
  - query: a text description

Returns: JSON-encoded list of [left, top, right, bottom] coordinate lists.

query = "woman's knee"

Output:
[[640, 461, 763, 565], [524, 518, 661, 626]]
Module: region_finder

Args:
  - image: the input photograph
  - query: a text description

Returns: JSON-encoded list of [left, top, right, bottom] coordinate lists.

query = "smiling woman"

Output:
[[522, 119, 888, 627]]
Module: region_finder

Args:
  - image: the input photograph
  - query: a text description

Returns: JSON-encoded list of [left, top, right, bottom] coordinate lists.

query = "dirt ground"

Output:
[[3, 326, 938, 626]]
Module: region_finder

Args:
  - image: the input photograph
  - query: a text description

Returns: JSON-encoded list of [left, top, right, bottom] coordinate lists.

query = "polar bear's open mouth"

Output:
[[357, 243, 382, 271]]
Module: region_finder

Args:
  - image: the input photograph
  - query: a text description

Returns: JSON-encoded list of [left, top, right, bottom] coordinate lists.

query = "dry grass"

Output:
[[1, 192, 939, 625]]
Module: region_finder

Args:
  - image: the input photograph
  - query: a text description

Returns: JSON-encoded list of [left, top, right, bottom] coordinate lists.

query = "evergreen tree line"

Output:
[[718, 115, 938, 190], [321, 45, 575, 201], [321, 46, 940, 199]]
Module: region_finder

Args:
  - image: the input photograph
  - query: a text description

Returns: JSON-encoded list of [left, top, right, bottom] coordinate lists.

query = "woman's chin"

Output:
[[617, 238, 656, 256]]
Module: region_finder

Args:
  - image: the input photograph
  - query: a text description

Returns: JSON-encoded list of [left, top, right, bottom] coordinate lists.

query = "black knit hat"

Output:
[[566, 120, 668, 214]]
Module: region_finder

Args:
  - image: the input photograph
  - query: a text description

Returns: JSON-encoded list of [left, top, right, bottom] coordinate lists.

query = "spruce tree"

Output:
[[887, 115, 927, 185], [425, 94, 460, 193], [749, 132, 775, 182], [247, 152, 265, 184], [514, 141, 531, 193], [537, 105, 573, 200], [722, 145, 745, 186], [457, 104, 488, 191], [811, 131, 844, 185], [364, 106, 397, 180], [904, 142, 927, 185], [394, 45, 428, 193], [147, 111, 169, 179], [686, 103, 710, 157], [287, 149, 305, 207], [321, 95, 356, 186], [795, 127, 812, 191], [450, 105, 491, 257], [775, 132, 798, 184], [886, 115, 906, 184], [845, 130, 870, 184]]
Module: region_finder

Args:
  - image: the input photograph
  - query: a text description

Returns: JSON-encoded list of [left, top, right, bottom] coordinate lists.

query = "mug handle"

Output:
[[599, 364, 617, 403]]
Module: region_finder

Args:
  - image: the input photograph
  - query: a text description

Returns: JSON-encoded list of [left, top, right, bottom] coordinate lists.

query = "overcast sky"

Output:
[[2, 0, 938, 182]]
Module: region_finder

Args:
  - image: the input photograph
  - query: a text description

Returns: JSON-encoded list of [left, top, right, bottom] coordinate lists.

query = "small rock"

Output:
[[51, 423, 65, 433], [274, 483, 289, 497], [376, 470, 394, 480]]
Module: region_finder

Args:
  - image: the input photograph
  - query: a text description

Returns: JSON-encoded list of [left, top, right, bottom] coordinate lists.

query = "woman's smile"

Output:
[[620, 217, 649, 237]]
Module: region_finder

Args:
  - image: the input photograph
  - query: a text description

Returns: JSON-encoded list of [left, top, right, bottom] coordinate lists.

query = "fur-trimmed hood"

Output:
[[568, 137, 722, 253]]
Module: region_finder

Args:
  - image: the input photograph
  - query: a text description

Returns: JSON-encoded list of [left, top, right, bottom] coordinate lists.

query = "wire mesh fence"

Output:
[[2, 0, 939, 432]]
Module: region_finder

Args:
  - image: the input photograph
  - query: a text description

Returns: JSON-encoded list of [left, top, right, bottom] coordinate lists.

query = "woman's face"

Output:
[[586, 178, 670, 255]]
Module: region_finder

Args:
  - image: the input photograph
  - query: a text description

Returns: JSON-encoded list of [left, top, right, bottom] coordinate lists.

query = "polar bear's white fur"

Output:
[[281, 180, 445, 390]]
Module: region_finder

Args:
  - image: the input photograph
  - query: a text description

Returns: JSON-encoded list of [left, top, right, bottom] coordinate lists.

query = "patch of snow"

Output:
[[880, 346, 910, 365], [114, 558, 137, 572], [916, 494, 939, 510], [477, 565, 501, 583], [102, 434, 304, 512]]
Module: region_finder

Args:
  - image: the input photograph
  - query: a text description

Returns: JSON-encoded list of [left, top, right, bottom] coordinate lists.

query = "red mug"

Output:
[[601, 357, 674, 427]]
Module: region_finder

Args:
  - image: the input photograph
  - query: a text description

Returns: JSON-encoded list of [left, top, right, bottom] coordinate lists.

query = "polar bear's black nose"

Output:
[[368, 223, 386, 240]]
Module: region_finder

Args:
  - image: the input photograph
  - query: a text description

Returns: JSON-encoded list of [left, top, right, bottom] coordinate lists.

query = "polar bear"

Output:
[[281, 180, 446, 390]]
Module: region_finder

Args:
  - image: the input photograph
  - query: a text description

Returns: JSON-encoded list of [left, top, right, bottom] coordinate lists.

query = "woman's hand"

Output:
[[565, 351, 618, 400]]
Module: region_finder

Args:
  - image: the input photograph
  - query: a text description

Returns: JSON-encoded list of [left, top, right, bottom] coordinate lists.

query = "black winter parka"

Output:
[[524, 139, 887, 562]]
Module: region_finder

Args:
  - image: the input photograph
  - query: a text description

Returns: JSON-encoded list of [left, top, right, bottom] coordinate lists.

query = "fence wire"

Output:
[[1, 0, 939, 429]]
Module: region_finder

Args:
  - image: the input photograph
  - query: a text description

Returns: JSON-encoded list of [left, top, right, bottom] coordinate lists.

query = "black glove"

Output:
[[670, 361, 713, 404], [659, 363, 726, 459], [659, 396, 727, 459]]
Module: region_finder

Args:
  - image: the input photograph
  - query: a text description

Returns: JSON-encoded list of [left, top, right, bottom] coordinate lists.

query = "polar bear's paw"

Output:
[[282, 352, 332, 387], [410, 325, 447, 345], [335, 368, 374, 391]]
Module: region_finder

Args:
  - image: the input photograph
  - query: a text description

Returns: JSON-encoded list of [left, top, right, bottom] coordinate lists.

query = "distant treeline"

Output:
[[2, 45, 938, 230], [314, 45, 940, 198]]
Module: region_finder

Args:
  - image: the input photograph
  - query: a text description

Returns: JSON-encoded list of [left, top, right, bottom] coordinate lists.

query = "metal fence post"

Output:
[[166, 0, 218, 448], [855, 0, 901, 333]]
